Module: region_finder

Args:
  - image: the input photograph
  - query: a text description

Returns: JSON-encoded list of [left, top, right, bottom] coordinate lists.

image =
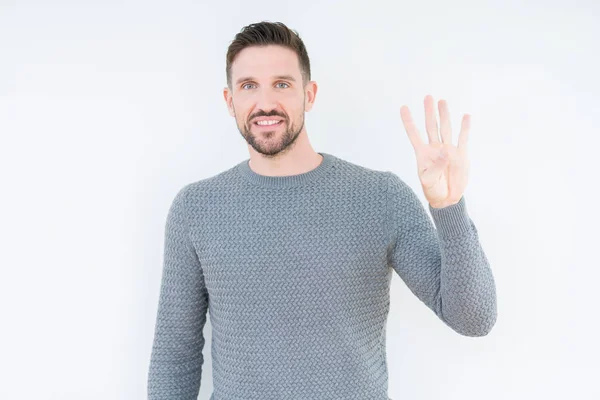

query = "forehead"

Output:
[[231, 45, 301, 82]]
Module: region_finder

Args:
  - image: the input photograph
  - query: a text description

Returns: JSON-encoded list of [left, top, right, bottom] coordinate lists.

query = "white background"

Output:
[[1, 0, 599, 399]]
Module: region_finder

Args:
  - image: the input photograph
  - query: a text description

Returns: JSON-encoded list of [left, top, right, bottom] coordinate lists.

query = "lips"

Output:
[[253, 119, 284, 127]]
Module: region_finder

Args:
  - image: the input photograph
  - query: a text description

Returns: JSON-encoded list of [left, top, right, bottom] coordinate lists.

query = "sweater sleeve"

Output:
[[147, 184, 210, 399], [385, 172, 497, 337]]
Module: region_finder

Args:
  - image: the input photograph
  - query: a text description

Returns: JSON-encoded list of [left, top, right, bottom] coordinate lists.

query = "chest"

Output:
[[189, 198, 389, 298]]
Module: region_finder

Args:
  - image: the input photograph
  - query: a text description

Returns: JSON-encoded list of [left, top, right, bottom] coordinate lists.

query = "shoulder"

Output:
[[328, 153, 393, 192], [180, 162, 241, 197]]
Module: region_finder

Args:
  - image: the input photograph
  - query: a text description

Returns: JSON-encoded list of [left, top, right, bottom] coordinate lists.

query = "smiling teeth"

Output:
[[256, 120, 281, 126]]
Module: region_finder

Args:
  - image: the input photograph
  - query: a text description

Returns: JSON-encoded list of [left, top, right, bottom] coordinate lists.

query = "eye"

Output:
[[241, 82, 289, 90]]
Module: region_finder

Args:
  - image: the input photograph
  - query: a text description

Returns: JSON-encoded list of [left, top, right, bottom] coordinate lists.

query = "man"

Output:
[[147, 21, 497, 400]]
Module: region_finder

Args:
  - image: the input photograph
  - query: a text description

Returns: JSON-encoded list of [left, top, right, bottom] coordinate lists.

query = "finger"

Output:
[[458, 113, 470, 151], [424, 95, 440, 144], [400, 105, 424, 151], [438, 99, 452, 145]]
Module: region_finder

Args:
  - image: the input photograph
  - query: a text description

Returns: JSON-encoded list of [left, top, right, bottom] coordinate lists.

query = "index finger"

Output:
[[400, 105, 424, 151]]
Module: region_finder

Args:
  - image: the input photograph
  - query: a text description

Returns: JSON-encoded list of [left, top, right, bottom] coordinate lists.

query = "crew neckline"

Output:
[[236, 152, 336, 188]]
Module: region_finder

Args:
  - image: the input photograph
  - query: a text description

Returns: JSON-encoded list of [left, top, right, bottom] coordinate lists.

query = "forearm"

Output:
[[429, 197, 498, 336]]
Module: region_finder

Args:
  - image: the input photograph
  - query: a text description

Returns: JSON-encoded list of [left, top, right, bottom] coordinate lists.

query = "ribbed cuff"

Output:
[[428, 196, 472, 238]]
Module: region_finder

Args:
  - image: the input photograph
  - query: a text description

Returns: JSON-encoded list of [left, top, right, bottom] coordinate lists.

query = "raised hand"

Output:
[[400, 95, 471, 209]]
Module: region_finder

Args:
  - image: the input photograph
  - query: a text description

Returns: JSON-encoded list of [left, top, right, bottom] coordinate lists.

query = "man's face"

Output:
[[224, 45, 317, 156]]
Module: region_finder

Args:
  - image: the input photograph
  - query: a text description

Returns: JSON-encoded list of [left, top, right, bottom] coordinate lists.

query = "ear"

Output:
[[223, 87, 235, 117], [304, 81, 318, 112]]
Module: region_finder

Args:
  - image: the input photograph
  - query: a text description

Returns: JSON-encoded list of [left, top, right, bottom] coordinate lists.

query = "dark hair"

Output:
[[225, 21, 311, 89]]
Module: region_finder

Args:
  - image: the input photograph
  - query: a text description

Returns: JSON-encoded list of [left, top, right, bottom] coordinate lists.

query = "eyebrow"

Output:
[[235, 75, 297, 86]]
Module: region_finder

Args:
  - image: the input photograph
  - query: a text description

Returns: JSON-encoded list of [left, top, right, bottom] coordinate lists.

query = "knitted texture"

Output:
[[147, 152, 497, 400]]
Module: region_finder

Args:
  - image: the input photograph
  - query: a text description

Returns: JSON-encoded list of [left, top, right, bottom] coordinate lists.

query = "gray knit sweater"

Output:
[[147, 152, 497, 400]]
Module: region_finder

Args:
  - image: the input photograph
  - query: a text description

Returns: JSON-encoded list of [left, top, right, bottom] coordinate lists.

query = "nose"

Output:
[[255, 87, 279, 112]]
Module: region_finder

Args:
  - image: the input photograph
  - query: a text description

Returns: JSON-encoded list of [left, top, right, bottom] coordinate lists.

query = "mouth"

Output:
[[253, 119, 284, 129]]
